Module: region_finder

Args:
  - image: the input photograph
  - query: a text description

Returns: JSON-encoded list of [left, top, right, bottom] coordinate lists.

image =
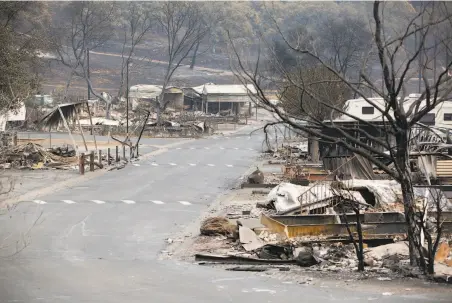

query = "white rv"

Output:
[[332, 94, 452, 129]]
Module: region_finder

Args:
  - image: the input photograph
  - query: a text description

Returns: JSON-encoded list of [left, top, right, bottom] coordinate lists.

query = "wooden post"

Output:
[[85, 102, 97, 151], [58, 106, 78, 155], [129, 145, 133, 159], [116, 145, 119, 162], [123, 145, 126, 161], [79, 153, 85, 175], [12, 132, 17, 146], [90, 151, 94, 172], [98, 150, 103, 168], [74, 105, 88, 152], [107, 148, 111, 165]]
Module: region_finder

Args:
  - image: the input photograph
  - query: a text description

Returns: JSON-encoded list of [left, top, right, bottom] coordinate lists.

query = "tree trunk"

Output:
[[425, 232, 435, 275], [355, 208, 365, 272], [309, 136, 319, 162], [190, 40, 201, 70], [395, 128, 426, 271]]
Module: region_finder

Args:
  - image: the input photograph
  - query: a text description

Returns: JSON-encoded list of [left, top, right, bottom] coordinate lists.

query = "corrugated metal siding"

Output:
[[436, 160, 452, 177], [206, 95, 252, 103]]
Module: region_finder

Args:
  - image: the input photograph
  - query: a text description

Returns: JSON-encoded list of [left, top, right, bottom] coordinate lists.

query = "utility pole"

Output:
[[126, 60, 129, 134], [87, 48, 91, 100], [418, 2, 424, 94]]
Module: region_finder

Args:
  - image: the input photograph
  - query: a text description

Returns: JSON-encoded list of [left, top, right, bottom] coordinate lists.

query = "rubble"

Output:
[[247, 167, 264, 184], [226, 266, 268, 272], [435, 242, 451, 263], [0, 142, 77, 169], [365, 242, 410, 261], [187, 142, 452, 286], [195, 253, 297, 265], [239, 226, 264, 251], [259, 182, 368, 214], [257, 244, 293, 260], [294, 246, 320, 267], [200, 217, 236, 237]]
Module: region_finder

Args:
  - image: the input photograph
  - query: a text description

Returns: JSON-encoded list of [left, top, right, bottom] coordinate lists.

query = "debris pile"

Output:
[[200, 217, 237, 237], [0, 132, 16, 147], [189, 131, 452, 285], [0, 142, 77, 169], [247, 167, 264, 184]]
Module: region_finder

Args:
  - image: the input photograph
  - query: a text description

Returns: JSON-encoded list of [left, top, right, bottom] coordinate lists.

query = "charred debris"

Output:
[[194, 129, 452, 283]]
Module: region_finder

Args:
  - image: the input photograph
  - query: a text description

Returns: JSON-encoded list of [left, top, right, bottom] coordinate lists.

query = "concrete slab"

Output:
[[239, 226, 264, 251]]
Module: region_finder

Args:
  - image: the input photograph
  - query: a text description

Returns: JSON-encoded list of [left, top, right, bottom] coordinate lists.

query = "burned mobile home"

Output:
[[316, 94, 452, 180]]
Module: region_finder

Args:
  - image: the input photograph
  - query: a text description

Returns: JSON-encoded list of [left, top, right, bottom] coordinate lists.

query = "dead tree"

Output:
[[51, 2, 117, 117], [229, 0, 452, 273], [335, 194, 366, 272], [117, 2, 154, 101], [416, 187, 446, 275], [153, 2, 210, 122]]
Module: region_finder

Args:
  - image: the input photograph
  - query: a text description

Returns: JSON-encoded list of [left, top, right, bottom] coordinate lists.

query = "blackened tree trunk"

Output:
[[342, 208, 364, 272], [190, 40, 201, 70], [355, 208, 365, 271], [395, 125, 426, 271]]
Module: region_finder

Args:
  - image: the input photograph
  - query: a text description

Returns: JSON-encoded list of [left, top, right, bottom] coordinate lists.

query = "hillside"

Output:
[[29, 1, 421, 98]]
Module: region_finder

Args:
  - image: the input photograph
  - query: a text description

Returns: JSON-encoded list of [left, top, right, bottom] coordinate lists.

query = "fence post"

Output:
[[98, 150, 103, 168], [12, 132, 17, 146], [116, 146, 119, 162], [129, 146, 133, 159], [90, 151, 94, 172], [79, 153, 85, 175], [108, 148, 111, 165], [123, 145, 126, 162]]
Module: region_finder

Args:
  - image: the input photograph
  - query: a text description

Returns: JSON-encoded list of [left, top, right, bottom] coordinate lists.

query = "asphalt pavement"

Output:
[[1, 125, 449, 302]]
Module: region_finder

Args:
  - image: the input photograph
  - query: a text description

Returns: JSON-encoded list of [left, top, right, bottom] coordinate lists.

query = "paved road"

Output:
[[0, 125, 448, 302]]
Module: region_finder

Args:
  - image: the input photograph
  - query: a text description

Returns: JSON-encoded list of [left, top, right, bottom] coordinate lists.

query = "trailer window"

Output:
[[444, 113, 452, 121], [362, 107, 374, 115]]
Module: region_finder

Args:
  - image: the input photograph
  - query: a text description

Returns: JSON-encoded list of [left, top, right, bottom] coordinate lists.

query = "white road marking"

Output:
[[133, 163, 141, 166], [220, 147, 225, 150], [151, 200, 165, 204], [91, 200, 105, 204], [188, 163, 196, 166], [190, 147, 195, 150], [151, 163, 159, 166], [178, 201, 192, 205], [204, 147, 210, 150], [33, 200, 47, 204], [226, 164, 233, 167], [169, 163, 177, 166], [247, 148, 254, 151], [121, 200, 136, 204], [225, 137, 230, 139], [176, 147, 182, 150], [62, 200, 76, 204], [212, 277, 245, 283], [207, 164, 215, 167]]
